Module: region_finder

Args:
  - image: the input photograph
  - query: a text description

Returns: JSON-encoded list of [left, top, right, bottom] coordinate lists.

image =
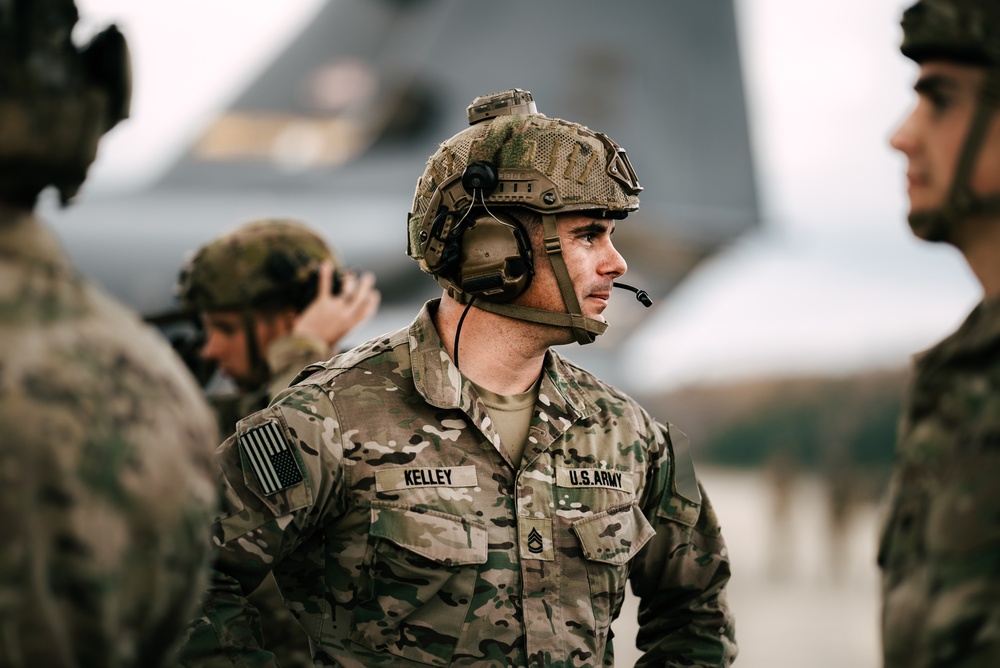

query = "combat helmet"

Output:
[[900, 0, 1000, 240], [0, 0, 131, 206], [178, 218, 341, 314], [407, 89, 642, 345], [177, 218, 340, 387]]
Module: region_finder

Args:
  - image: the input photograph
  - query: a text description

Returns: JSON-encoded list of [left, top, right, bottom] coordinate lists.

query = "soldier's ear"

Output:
[[79, 24, 132, 132]]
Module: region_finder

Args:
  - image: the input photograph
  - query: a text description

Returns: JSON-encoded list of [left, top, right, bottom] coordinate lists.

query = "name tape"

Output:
[[556, 467, 633, 493], [375, 465, 478, 492]]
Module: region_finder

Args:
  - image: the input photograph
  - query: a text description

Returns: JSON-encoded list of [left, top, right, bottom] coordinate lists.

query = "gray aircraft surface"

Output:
[[43, 0, 759, 388]]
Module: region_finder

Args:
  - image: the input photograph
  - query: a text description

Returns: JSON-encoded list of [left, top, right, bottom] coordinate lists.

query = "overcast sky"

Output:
[[73, 0, 982, 392]]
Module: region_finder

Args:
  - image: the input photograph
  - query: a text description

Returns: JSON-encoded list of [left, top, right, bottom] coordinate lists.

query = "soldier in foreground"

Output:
[[180, 89, 735, 667], [177, 219, 379, 667], [880, 1, 1000, 665], [0, 1, 219, 666], [177, 218, 380, 438]]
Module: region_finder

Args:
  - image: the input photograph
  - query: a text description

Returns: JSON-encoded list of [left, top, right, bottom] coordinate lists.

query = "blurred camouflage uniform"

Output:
[[180, 90, 735, 667], [0, 1, 219, 666], [879, 2, 1000, 666], [0, 210, 220, 668], [880, 299, 1000, 666]]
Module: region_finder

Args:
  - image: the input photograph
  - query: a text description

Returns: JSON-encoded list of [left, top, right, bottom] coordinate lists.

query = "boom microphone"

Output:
[[613, 282, 652, 308]]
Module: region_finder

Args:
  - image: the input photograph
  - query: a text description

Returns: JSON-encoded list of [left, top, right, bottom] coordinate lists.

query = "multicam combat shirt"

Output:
[[182, 300, 736, 667], [0, 212, 219, 667], [880, 296, 1000, 667]]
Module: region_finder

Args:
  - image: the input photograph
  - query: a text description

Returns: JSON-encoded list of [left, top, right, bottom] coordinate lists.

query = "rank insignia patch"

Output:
[[518, 517, 553, 561], [239, 421, 304, 495]]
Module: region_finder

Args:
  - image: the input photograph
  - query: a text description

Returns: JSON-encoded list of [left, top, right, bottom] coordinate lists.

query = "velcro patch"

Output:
[[518, 517, 553, 561], [375, 466, 478, 491], [239, 421, 304, 495], [556, 466, 633, 493], [668, 425, 701, 505]]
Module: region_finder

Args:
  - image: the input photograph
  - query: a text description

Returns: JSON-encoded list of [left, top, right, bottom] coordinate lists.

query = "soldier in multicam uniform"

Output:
[[180, 89, 736, 667], [880, 1, 1000, 666], [0, 1, 219, 666], [176, 219, 379, 667]]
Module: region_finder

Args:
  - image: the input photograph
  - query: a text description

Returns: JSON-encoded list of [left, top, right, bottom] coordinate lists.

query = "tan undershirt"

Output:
[[472, 378, 540, 467]]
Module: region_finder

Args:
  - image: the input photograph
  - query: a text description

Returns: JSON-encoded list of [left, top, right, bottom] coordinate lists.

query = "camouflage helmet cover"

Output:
[[0, 0, 131, 205], [901, 0, 1000, 66], [407, 89, 642, 283], [177, 218, 339, 313]]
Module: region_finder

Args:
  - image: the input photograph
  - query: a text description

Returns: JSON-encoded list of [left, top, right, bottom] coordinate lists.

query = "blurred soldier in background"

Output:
[[0, 1, 219, 666], [176, 218, 380, 438], [179, 88, 735, 667], [176, 218, 379, 666], [881, 1, 1000, 665]]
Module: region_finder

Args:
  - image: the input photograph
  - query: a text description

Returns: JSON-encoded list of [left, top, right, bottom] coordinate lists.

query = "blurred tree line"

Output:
[[639, 367, 909, 500]]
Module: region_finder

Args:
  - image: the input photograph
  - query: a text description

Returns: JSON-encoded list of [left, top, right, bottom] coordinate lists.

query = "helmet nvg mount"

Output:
[[407, 88, 642, 345], [900, 0, 1000, 240], [0, 0, 132, 206]]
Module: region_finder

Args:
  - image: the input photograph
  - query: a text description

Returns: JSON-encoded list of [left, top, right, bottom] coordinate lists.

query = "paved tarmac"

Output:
[[612, 466, 882, 667]]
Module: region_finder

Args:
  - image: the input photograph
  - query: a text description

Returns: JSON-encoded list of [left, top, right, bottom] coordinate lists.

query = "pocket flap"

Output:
[[572, 503, 655, 565], [369, 503, 488, 566]]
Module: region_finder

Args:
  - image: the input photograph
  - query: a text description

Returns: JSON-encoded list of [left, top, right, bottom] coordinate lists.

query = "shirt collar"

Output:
[[409, 299, 598, 425]]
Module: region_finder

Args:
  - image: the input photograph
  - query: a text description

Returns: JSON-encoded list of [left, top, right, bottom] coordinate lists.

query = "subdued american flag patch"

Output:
[[239, 421, 304, 495]]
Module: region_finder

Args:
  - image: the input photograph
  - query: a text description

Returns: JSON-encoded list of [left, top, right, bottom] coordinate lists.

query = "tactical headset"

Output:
[[0, 0, 131, 205], [422, 160, 536, 303]]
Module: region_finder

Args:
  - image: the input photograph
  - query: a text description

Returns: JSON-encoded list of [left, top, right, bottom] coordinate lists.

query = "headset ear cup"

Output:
[[457, 212, 533, 302], [79, 24, 132, 131]]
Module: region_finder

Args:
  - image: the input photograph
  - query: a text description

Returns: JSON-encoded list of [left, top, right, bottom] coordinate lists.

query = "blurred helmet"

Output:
[[901, 0, 1000, 66], [900, 0, 1000, 239], [0, 0, 131, 205], [177, 218, 340, 314], [406, 89, 641, 344]]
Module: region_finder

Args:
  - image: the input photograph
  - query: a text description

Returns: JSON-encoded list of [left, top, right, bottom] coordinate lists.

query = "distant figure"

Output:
[[818, 407, 866, 585], [176, 218, 379, 666], [821, 443, 861, 584], [765, 443, 799, 581], [0, 1, 219, 666], [176, 218, 380, 437], [179, 87, 735, 667], [880, 1, 1000, 666]]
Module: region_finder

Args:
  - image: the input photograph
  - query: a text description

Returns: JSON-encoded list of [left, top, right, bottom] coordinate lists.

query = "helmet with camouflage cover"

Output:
[[177, 219, 340, 388], [0, 0, 131, 206], [177, 218, 340, 314], [899, 0, 1000, 240], [407, 89, 642, 345]]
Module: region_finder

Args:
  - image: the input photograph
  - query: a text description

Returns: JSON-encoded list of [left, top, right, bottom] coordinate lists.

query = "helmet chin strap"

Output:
[[239, 309, 271, 391], [452, 214, 608, 345], [910, 67, 1000, 241]]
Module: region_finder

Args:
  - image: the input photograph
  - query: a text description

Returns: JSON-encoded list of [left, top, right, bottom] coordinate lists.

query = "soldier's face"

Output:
[[200, 310, 293, 383], [201, 311, 251, 381], [518, 214, 628, 326], [891, 61, 1000, 228]]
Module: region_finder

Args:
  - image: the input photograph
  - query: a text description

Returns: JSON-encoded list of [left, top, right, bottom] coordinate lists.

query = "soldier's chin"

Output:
[[907, 208, 951, 243]]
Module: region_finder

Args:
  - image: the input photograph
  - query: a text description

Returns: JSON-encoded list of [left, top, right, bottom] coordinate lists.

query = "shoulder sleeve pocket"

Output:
[[231, 409, 313, 517], [656, 423, 702, 528]]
